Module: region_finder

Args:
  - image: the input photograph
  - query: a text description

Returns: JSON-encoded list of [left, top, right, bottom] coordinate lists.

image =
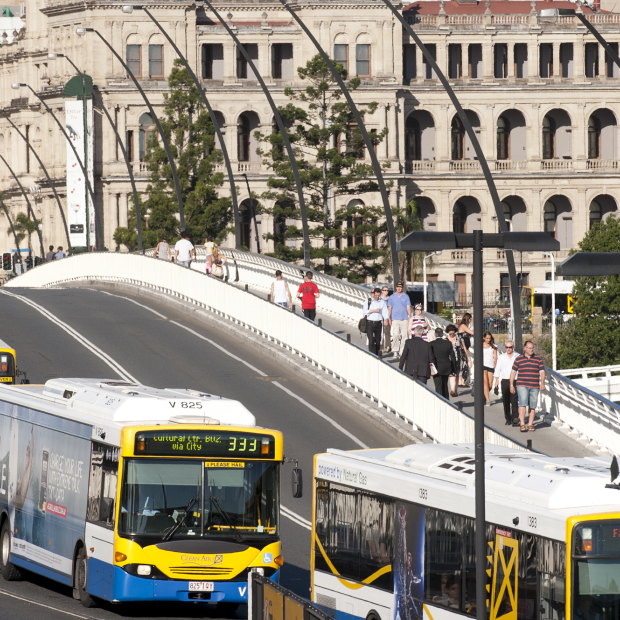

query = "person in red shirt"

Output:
[[297, 271, 320, 321]]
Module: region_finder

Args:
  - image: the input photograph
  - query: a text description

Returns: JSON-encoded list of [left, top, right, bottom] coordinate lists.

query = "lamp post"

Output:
[[544, 252, 557, 371], [12, 81, 99, 249], [75, 27, 186, 231], [1, 111, 72, 250], [278, 0, 400, 282], [0, 153, 44, 257], [380, 0, 524, 349], [400, 230, 559, 620], [423, 251, 441, 312], [242, 173, 261, 254], [120, 5, 243, 251], [199, 0, 312, 267], [47, 50, 144, 252]]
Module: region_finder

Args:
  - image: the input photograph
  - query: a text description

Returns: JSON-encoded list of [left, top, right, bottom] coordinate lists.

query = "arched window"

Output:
[[453, 201, 467, 233], [139, 113, 155, 161], [588, 116, 601, 159], [237, 112, 260, 162], [497, 116, 509, 160], [451, 116, 464, 160], [542, 116, 555, 159], [543, 202, 556, 236], [406, 117, 421, 161]]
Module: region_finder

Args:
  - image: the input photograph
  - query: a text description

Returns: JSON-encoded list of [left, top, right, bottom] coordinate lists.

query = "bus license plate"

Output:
[[189, 582, 214, 592]]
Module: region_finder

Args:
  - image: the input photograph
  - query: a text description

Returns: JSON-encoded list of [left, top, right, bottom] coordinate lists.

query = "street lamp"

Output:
[[423, 251, 441, 312], [242, 173, 261, 254], [120, 5, 244, 252], [279, 0, 400, 282], [400, 230, 560, 620], [1, 111, 72, 250], [380, 0, 525, 349], [543, 252, 557, 371], [75, 26, 186, 231], [198, 0, 312, 266], [0, 153, 44, 257], [47, 51, 144, 252], [12, 81, 99, 249]]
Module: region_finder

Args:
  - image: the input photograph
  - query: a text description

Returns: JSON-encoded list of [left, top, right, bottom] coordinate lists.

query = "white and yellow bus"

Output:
[[0, 339, 16, 384], [0, 378, 284, 612], [312, 443, 620, 620]]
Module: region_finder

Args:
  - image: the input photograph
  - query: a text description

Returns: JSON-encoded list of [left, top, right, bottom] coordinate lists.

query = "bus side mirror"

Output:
[[292, 467, 303, 498]]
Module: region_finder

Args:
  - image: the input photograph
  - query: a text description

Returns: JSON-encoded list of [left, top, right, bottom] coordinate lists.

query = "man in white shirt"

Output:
[[174, 232, 195, 268], [363, 287, 389, 357], [493, 340, 519, 426]]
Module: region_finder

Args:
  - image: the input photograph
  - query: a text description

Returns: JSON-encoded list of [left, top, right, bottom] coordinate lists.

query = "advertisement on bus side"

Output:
[[0, 409, 91, 576]]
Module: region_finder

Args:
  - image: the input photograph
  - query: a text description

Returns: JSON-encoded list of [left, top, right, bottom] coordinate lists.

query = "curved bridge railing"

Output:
[[4, 252, 522, 451]]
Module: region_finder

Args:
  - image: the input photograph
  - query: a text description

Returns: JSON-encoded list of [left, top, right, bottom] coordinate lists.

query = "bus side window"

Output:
[[86, 442, 119, 527]]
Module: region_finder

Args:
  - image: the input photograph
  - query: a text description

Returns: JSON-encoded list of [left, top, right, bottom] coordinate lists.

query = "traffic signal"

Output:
[[25, 255, 33, 269], [34, 256, 43, 267], [567, 295, 574, 314], [2, 253, 11, 271]]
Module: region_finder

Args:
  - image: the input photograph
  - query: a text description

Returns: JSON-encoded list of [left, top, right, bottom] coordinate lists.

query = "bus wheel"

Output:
[[73, 547, 97, 608], [0, 520, 22, 581]]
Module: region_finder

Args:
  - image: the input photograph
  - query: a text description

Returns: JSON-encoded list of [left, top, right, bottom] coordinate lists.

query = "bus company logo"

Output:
[[180, 554, 223, 565]]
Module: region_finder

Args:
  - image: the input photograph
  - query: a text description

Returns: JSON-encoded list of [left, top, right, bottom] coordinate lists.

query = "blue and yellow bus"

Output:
[[0, 378, 283, 612], [312, 443, 620, 620]]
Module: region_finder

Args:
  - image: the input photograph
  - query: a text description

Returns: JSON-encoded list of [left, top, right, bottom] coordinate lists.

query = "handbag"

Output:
[[211, 264, 224, 278], [358, 316, 368, 333]]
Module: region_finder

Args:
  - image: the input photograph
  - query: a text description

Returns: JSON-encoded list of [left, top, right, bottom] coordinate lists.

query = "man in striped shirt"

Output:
[[509, 341, 546, 432]]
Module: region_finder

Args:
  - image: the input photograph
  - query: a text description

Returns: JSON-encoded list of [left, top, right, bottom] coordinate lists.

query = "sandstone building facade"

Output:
[[0, 0, 618, 300]]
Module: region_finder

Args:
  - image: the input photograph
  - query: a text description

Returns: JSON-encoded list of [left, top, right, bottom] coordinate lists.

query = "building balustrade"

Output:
[[541, 159, 573, 170]]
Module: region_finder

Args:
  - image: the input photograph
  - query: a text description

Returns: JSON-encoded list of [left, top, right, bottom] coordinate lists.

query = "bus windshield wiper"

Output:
[[210, 496, 242, 542], [162, 497, 198, 542]]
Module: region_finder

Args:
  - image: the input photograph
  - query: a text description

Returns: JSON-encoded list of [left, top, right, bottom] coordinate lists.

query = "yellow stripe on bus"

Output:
[[314, 533, 392, 590]]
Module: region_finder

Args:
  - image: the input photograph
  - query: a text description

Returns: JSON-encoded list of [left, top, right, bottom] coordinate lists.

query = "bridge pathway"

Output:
[[231, 279, 597, 459]]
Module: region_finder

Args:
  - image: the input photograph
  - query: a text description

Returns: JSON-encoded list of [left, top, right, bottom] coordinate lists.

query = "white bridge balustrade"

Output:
[[6, 250, 620, 455], [556, 365, 620, 402]]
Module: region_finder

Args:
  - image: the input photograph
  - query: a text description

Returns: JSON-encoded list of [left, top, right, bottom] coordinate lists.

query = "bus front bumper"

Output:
[[97, 562, 280, 603]]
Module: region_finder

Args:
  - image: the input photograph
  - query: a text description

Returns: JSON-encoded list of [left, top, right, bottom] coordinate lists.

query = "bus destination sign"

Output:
[[135, 430, 274, 458]]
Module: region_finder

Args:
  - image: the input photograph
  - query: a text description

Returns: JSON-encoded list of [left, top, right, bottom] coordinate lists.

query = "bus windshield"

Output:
[[572, 520, 620, 620], [118, 459, 279, 539]]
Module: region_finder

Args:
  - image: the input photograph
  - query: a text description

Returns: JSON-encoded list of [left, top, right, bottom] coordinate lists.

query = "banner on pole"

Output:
[[65, 99, 94, 249]]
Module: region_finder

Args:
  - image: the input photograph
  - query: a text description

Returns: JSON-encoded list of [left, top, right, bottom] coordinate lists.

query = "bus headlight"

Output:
[[123, 564, 168, 579]]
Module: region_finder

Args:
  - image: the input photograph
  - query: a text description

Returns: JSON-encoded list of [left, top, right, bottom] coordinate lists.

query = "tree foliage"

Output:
[[114, 61, 231, 250], [258, 55, 391, 282], [556, 216, 620, 368]]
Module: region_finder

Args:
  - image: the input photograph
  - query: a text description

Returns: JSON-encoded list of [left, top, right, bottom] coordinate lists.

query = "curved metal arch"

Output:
[[381, 0, 524, 347], [22, 85, 102, 249], [92, 86, 144, 252], [279, 0, 400, 280], [78, 28, 186, 231], [0, 153, 44, 257], [202, 0, 313, 267], [137, 6, 243, 249], [0, 199, 20, 252], [1, 112, 72, 250]]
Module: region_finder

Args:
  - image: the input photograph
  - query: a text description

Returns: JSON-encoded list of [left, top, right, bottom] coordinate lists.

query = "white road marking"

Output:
[[280, 505, 311, 530], [3, 289, 361, 528], [0, 290, 138, 383], [0, 588, 94, 618]]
